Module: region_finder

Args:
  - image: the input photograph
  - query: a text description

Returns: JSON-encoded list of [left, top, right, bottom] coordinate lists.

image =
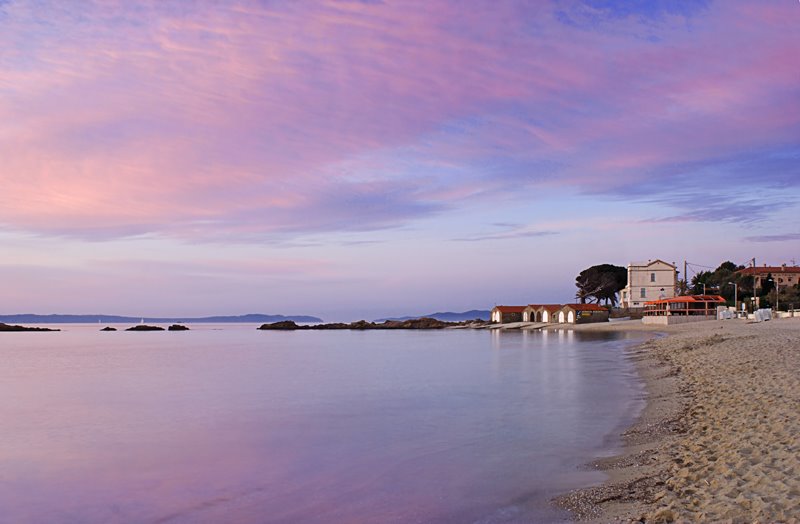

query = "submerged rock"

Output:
[[125, 325, 165, 331]]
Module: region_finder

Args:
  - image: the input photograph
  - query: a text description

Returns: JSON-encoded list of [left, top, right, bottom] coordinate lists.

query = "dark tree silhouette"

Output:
[[691, 261, 746, 301], [761, 272, 775, 295], [575, 264, 627, 306]]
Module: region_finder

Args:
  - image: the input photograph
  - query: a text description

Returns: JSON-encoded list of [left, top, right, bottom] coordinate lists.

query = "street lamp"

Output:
[[766, 276, 775, 311], [728, 282, 738, 314]]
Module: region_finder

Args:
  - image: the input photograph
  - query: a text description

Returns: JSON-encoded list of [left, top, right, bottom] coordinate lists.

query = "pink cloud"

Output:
[[0, 0, 797, 241]]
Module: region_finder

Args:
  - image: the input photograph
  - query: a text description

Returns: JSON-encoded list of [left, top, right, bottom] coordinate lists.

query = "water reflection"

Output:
[[0, 328, 644, 523]]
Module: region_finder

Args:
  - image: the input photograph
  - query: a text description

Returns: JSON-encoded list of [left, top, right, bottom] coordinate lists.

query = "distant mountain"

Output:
[[374, 310, 490, 322], [0, 313, 323, 324]]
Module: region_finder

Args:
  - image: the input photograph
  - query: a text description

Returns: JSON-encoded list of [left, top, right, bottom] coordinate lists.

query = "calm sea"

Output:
[[0, 325, 644, 523]]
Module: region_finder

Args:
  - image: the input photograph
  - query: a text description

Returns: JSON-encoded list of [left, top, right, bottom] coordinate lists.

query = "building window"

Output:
[[640, 288, 646, 298], [650, 273, 656, 282]]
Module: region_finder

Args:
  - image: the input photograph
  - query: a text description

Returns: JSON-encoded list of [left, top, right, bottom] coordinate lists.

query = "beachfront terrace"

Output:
[[642, 295, 725, 325]]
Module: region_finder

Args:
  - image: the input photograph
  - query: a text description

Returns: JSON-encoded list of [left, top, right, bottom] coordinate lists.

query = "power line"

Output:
[[686, 261, 715, 270]]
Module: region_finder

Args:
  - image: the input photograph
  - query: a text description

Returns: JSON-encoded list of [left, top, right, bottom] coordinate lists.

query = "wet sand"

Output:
[[552, 317, 800, 523]]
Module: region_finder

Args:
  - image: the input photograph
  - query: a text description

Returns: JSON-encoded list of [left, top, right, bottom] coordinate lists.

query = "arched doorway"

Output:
[[558, 311, 565, 323], [568, 311, 575, 323]]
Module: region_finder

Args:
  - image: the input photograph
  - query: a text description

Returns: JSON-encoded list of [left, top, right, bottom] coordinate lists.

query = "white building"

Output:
[[620, 259, 677, 308]]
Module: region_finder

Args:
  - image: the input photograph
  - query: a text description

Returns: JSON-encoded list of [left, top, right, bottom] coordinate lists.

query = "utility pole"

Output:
[[728, 281, 738, 313], [752, 257, 757, 312], [684, 260, 688, 295]]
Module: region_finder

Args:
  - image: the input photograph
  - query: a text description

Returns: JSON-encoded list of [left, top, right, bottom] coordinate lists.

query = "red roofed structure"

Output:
[[643, 295, 726, 325], [558, 303, 610, 324], [566, 303, 607, 312], [537, 304, 564, 323], [737, 265, 800, 292], [490, 305, 526, 323], [523, 304, 563, 322]]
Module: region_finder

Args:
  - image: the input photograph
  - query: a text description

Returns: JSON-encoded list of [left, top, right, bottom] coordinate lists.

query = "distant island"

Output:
[[0, 323, 60, 332], [374, 310, 490, 322], [0, 313, 323, 324]]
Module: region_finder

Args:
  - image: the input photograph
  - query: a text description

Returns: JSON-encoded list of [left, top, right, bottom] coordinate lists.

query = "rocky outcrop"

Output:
[[100, 326, 117, 331], [0, 323, 59, 332], [258, 320, 301, 330], [167, 324, 190, 331], [258, 317, 465, 331], [384, 317, 451, 329], [125, 325, 165, 331]]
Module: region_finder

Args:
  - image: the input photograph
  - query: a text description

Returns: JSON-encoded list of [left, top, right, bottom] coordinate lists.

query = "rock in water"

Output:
[[0, 323, 59, 332], [258, 321, 299, 330], [125, 325, 165, 331]]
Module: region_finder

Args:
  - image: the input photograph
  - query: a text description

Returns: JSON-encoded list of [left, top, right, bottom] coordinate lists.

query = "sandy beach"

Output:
[[552, 317, 800, 523]]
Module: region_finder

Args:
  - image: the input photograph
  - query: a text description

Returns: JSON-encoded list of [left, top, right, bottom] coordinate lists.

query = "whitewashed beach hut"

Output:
[[558, 304, 609, 324], [537, 304, 563, 323], [522, 304, 549, 322], [490, 306, 526, 324]]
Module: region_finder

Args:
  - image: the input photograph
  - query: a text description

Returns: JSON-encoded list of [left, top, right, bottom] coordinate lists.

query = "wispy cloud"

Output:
[[744, 233, 800, 244], [639, 193, 794, 225], [0, 0, 797, 242], [452, 229, 558, 243]]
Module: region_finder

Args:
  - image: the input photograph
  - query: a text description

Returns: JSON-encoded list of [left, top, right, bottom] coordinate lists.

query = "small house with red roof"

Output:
[[522, 305, 539, 322], [522, 304, 560, 322], [737, 264, 800, 292], [490, 305, 526, 324], [526, 304, 563, 323], [558, 303, 609, 324]]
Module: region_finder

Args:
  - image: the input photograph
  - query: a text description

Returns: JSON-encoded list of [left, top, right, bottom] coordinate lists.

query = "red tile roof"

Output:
[[493, 305, 526, 313], [536, 304, 564, 312], [737, 266, 800, 275], [563, 303, 607, 312], [645, 295, 725, 305], [525, 304, 562, 309]]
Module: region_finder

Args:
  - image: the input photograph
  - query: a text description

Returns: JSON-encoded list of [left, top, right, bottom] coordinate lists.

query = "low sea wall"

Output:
[[641, 315, 715, 325]]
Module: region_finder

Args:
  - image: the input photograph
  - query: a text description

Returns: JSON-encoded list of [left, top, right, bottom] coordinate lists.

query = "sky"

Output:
[[1, 0, 798, 321]]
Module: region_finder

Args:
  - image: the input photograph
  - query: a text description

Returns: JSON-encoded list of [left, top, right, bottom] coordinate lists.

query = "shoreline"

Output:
[[554, 317, 800, 522]]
